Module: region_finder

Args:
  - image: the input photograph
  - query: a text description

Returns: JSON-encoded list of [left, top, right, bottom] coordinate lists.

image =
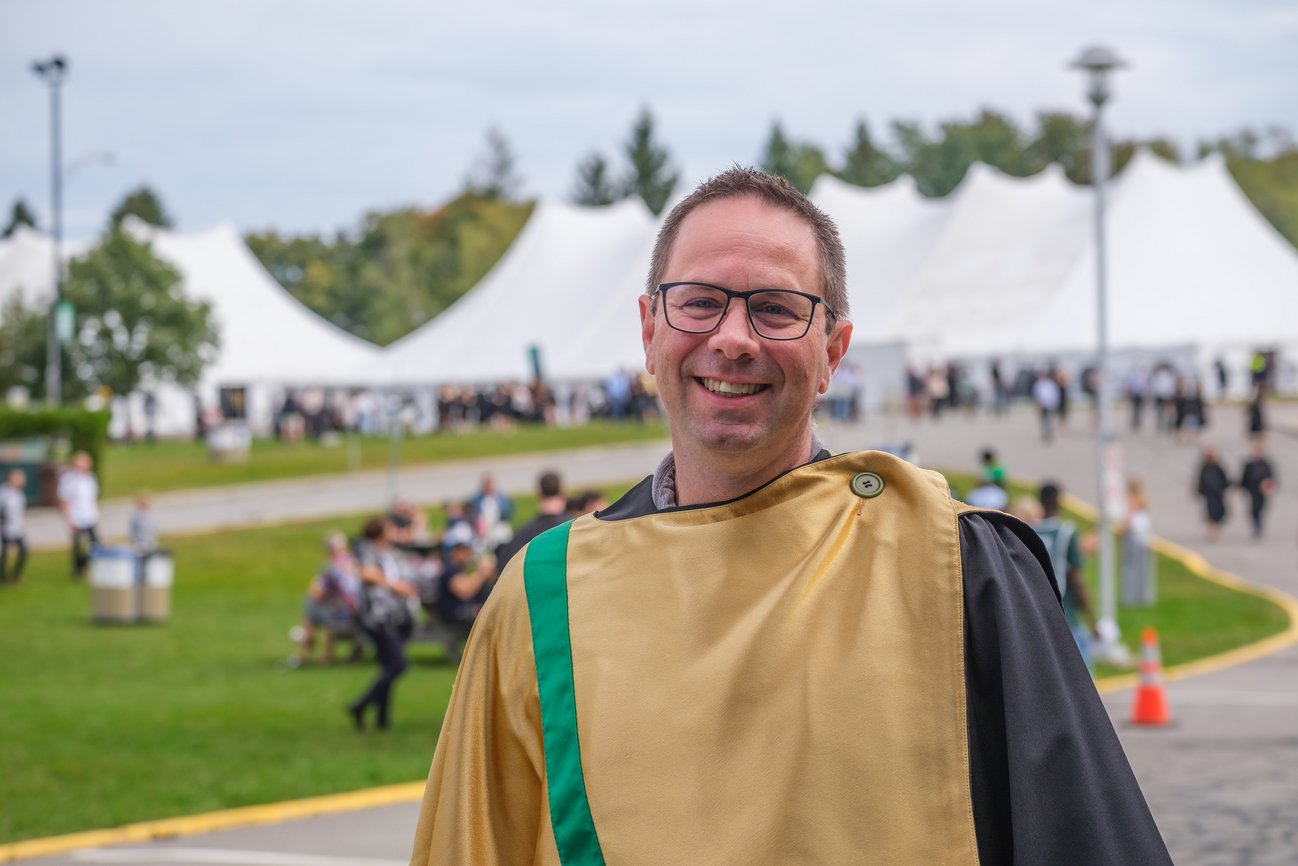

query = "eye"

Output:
[[682, 296, 723, 310], [752, 300, 797, 319]]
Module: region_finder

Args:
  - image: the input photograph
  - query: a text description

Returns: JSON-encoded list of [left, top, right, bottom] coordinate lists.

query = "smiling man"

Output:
[[409, 168, 1171, 865]]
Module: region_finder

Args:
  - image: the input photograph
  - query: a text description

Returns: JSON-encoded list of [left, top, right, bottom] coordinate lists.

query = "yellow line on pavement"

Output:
[[1058, 493, 1298, 694], [0, 782, 426, 863]]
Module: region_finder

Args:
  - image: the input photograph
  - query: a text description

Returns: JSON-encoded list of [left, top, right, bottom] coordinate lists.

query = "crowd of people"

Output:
[[258, 370, 663, 446], [902, 352, 1285, 448], [289, 470, 608, 731]]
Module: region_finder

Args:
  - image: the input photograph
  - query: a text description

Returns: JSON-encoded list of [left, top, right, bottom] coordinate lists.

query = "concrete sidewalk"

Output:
[[23, 439, 673, 552]]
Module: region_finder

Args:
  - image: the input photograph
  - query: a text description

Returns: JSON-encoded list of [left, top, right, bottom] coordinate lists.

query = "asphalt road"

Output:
[[18, 402, 1298, 865]]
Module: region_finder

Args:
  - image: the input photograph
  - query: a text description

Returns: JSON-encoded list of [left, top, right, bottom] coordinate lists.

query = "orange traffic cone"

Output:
[[1132, 627, 1171, 726]]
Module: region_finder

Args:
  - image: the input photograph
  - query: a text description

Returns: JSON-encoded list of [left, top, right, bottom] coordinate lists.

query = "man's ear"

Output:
[[818, 320, 853, 394], [638, 294, 657, 375]]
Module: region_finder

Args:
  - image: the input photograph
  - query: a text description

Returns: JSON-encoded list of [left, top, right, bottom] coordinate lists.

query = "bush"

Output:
[[0, 407, 112, 469]]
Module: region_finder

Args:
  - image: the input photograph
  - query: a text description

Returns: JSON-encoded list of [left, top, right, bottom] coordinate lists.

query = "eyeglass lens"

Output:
[[663, 284, 815, 339]]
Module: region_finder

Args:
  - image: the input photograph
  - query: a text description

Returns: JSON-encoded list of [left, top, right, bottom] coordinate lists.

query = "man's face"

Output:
[[639, 196, 851, 468]]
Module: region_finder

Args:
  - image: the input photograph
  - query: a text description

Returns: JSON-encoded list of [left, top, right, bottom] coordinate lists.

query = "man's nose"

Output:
[[708, 297, 761, 359]]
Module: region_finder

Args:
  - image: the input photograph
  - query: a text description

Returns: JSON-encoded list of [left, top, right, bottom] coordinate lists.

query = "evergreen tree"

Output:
[[759, 121, 828, 194], [1025, 112, 1090, 182], [571, 153, 620, 206], [2, 199, 38, 237], [464, 128, 524, 201], [760, 121, 797, 181], [621, 108, 678, 215], [62, 227, 218, 412], [109, 186, 175, 228], [836, 120, 898, 187]]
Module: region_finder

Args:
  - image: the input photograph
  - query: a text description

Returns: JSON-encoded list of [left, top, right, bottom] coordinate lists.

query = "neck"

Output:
[[672, 430, 816, 507]]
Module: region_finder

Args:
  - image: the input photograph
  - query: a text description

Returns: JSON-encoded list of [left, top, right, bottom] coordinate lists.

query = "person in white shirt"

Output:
[[0, 468, 27, 583], [965, 479, 1009, 512], [57, 451, 100, 578], [1032, 371, 1062, 444]]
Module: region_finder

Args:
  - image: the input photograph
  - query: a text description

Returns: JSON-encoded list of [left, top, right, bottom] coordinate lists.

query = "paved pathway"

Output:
[[19, 403, 1298, 865], [23, 440, 674, 552]]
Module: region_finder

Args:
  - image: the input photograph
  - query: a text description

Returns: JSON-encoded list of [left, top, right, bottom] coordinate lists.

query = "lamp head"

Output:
[[1069, 45, 1126, 108]]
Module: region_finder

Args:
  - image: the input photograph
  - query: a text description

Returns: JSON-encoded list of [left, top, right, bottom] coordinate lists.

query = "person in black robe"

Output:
[[1239, 439, 1277, 538], [1196, 445, 1231, 541]]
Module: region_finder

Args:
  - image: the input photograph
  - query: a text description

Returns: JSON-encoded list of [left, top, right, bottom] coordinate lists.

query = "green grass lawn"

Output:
[[0, 486, 633, 844], [0, 471, 1289, 844], [98, 421, 668, 500]]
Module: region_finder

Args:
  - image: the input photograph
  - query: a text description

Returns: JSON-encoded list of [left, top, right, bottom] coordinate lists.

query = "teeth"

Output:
[[702, 378, 761, 396]]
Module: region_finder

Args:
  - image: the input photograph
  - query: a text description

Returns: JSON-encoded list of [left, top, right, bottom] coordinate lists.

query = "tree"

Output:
[[1024, 112, 1090, 182], [0, 298, 56, 399], [2, 199, 38, 238], [571, 153, 621, 206], [621, 108, 679, 215], [61, 227, 218, 422], [836, 120, 898, 188], [464, 128, 524, 201], [892, 109, 1030, 196], [759, 121, 828, 194], [109, 186, 175, 229]]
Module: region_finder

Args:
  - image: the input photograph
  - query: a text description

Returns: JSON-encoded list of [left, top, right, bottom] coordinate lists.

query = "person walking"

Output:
[[57, 451, 100, 578], [1124, 367, 1147, 432], [1247, 385, 1266, 438], [1196, 446, 1231, 542], [1239, 438, 1277, 539], [1120, 478, 1156, 607], [348, 516, 418, 731], [0, 468, 28, 584], [1032, 370, 1061, 443]]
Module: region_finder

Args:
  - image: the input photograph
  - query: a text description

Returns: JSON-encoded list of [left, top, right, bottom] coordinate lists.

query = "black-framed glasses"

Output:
[[657, 282, 833, 341]]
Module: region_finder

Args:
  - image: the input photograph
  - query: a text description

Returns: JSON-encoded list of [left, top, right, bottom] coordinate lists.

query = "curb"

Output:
[[1059, 492, 1298, 695], [0, 782, 425, 863]]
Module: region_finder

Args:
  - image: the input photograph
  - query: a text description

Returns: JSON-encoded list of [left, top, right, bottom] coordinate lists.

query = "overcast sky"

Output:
[[4, 0, 1296, 240]]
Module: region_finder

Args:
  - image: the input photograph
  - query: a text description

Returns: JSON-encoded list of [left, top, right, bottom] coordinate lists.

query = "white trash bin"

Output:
[[141, 552, 173, 622], [90, 547, 139, 624]]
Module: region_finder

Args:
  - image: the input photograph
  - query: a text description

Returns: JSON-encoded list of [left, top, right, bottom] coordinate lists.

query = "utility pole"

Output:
[[32, 55, 68, 406]]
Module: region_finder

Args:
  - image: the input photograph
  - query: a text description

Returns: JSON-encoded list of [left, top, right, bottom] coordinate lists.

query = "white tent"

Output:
[[373, 197, 658, 385], [127, 220, 381, 386], [1024, 151, 1298, 356], [808, 173, 951, 338], [805, 153, 1298, 389]]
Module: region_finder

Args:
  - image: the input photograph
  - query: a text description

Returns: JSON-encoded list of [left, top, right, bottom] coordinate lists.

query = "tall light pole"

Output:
[[1070, 46, 1127, 657], [31, 55, 68, 407]]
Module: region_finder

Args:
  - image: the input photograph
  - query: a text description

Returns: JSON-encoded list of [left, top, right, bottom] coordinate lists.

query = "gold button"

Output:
[[851, 471, 884, 498]]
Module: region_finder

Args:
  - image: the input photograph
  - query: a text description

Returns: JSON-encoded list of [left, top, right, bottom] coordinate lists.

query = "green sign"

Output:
[[55, 300, 74, 342]]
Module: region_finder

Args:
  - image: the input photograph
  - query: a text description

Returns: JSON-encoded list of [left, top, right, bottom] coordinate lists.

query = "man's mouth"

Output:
[[698, 377, 767, 398]]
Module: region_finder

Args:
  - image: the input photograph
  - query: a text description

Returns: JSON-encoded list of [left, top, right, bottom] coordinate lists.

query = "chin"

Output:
[[691, 423, 769, 456]]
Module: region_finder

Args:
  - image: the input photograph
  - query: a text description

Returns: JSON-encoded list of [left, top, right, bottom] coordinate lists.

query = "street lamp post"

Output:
[[31, 55, 68, 407], [1070, 46, 1127, 657]]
